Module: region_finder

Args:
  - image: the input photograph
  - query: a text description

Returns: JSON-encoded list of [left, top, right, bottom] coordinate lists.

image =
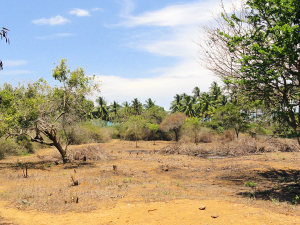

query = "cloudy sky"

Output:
[[0, 0, 237, 108]]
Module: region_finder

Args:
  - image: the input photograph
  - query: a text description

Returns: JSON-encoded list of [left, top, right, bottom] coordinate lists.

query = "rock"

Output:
[[21, 199, 30, 205], [211, 214, 219, 218], [199, 205, 206, 210]]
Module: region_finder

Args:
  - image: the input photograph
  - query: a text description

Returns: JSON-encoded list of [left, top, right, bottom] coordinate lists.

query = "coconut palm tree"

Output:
[[145, 98, 155, 109], [131, 98, 142, 115], [109, 101, 120, 121], [97, 96, 109, 121], [170, 94, 182, 113]]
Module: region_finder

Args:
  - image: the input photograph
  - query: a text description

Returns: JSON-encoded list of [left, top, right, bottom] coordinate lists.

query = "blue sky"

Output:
[[0, 0, 237, 108]]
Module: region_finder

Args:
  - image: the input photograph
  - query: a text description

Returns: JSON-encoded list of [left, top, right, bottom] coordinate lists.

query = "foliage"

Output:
[[146, 122, 159, 144], [160, 113, 186, 142], [215, 0, 300, 144], [0, 59, 96, 163], [214, 102, 251, 138], [182, 117, 201, 144], [120, 115, 147, 147]]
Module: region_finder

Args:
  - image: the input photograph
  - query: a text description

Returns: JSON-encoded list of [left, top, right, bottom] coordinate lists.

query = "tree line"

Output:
[[0, 0, 299, 162]]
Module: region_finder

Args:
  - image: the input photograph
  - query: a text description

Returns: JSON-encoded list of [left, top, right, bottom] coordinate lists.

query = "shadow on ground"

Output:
[[237, 169, 300, 204]]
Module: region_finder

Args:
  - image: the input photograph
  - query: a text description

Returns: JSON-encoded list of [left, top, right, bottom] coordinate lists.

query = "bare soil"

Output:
[[0, 140, 299, 225]]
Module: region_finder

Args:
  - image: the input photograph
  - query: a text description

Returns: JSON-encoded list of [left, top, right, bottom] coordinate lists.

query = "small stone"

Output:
[[21, 199, 29, 205], [199, 205, 206, 210], [211, 214, 219, 218]]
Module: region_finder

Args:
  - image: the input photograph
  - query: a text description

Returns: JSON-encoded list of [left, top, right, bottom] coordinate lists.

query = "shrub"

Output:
[[66, 122, 113, 145], [223, 130, 235, 141], [198, 131, 213, 143], [119, 115, 148, 141], [16, 135, 34, 153], [160, 113, 186, 142], [0, 138, 19, 159]]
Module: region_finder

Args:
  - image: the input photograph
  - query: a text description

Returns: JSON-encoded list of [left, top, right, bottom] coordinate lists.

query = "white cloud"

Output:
[[120, 0, 135, 17], [123, 0, 242, 27], [36, 33, 74, 40], [32, 15, 70, 26], [92, 8, 103, 12], [69, 8, 91, 17], [95, 0, 240, 107], [2, 60, 28, 67], [94, 60, 219, 108], [0, 70, 32, 76]]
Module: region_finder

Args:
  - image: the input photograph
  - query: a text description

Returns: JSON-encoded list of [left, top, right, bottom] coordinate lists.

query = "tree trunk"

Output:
[[53, 140, 68, 163], [174, 129, 179, 142], [235, 128, 239, 139], [45, 131, 68, 163]]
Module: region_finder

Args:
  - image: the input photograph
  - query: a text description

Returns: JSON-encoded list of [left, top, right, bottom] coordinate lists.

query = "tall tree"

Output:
[[170, 94, 182, 113], [145, 98, 155, 109], [109, 101, 120, 121], [217, 0, 300, 144], [0, 60, 95, 163], [201, 0, 300, 144], [131, 98, 142, 115], [96, 97, 109, 121], [192, 86, 201, 99]]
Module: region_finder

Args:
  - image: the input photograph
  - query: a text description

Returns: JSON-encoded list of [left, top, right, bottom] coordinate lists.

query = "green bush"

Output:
[[0, 138, 19, 159], [16, 135, 34, 153], [66, 122, 113, 145]]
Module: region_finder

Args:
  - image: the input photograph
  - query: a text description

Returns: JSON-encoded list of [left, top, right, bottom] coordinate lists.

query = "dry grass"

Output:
[[163, 136, 300, 157], [0, 139, 299, 219]]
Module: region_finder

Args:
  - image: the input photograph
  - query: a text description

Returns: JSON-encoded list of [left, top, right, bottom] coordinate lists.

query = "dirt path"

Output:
[[0, 199, 299, 225]]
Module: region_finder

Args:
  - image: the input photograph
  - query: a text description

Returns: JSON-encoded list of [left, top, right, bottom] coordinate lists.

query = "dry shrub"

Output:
[[161, 137, 300, 157], [198, 129, 214, 143], [67, 145, 107, 161], [223, 130, 236, 141], [161, 143, 211, 157], [217, 138, 257, 156], [257, 138, 300, 153], [180, 127, 214, 144]]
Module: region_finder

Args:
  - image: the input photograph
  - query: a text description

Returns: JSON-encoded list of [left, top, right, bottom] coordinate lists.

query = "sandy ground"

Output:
[[0, 140, 299, 225]]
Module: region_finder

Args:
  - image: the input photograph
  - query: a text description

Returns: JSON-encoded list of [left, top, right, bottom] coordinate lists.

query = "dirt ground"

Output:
[[0, 139, 299, 225]]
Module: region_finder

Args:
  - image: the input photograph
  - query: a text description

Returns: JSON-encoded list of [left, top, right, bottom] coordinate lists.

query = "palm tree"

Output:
[[131, 98, 142, 115], [181, 95, 195, 117], [97, 96, 109, 121], [210, 82, 222, 101], [109, 101, 120, 121], [170, 94, 182, 113], [192, 86, 201, 99], [145, 98, 155, 109]]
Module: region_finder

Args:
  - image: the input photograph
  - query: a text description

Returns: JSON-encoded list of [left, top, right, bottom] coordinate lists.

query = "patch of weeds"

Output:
[[288, 186, 297, 193], [271, 198, 279, 204], [162, 191, 169, 195], [105, 179, 113, 185], [292, 195, 299, 205], [123, 177, 132, 184], [21, 152, 30, 157], [245, 181, 256, 188], [277, 176, 286, 182], [273, 185, 280, 191], [45, 163, 52, 168], [142, 184, 146, 188]]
